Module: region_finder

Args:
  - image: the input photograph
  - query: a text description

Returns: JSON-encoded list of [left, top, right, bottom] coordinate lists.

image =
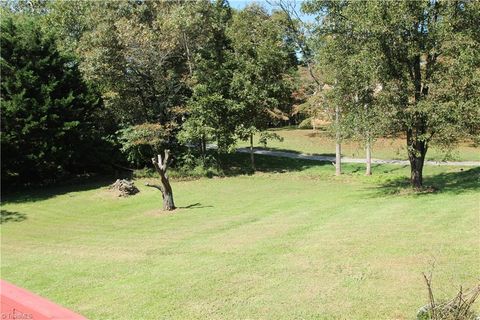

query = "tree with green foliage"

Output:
[[179, 0, 240, 159], [44, 0, 92, 57], [314, 29, 391, 176], [116, 123, 175, 210], [117, 123, 168, 167], [76, 1, 190, 142], [304, 0, 480, 188], [0, 13, 106, 186], [273, 0, 347, 175], [229, 4, 297, 169]]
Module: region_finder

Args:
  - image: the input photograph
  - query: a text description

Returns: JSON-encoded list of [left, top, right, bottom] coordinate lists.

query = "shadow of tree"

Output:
[[2, 177, 112, 204], [176, 203, 213, 209], [267, 126, 305, 132], [253, 147, 336, 159], [219, 152, 329, 177], [376, 164, 410, 174], [3, 153, 327, 204], [1, 210, 27, 224], [305, 130, 329, 137], [377, 167, 480, 196]]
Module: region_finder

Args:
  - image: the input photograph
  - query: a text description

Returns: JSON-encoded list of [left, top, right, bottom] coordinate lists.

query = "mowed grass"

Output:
[[1, 156, 479, 319], [237, 128, 480, 162]]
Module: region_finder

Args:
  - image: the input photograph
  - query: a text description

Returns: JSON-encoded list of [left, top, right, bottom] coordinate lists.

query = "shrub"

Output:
[[298, 118, 313, 129]]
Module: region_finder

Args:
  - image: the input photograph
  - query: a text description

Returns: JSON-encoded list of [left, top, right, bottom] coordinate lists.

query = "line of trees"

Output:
[[1, 0, 478, 191], [1, 10, 113, 186], [287, 0, 480, 187], [1, 0, 297, 188]]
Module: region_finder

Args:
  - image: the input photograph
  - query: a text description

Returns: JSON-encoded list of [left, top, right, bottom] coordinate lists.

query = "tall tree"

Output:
[[45, 0, 92, 57], [307, 34, 344, 176], [0, 13, 105, 185], [304, 0, 480, 188], [76, 1, 189, 130], [318, 34, 390, 176], [179, 0, 240, 157], [229, 4, 296, 169]]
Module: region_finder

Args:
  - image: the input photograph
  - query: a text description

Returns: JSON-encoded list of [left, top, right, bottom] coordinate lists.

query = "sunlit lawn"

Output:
[[1, 156, 479, 319], [237, 127, 480, 162]]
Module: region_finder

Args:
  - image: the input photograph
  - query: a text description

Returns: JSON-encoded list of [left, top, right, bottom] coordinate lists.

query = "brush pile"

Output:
[[109, 179, 139, 197], [417, 273, 480, 320]]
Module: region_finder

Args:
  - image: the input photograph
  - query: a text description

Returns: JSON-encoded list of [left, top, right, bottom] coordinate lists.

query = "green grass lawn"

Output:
[[1, 156, 479, 319], [237, 128, 480, 162]]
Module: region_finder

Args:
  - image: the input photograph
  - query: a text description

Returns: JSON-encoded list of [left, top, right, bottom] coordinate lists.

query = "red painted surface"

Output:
[[0, 280, 88, 320]]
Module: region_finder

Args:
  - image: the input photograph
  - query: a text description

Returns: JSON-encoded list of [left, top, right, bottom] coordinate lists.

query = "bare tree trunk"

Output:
[[335, 104, 341, 176], [335, 142, 341, 176], [276, 1, 321, 87], [202, 137, 207, 157], [146, 150, 175, 210], [250, 133, 255, 171], [363, 102, 372, 176], [200, 135, 206, 163], [365, 135, 372, 176], [183, 32, 193, 76]]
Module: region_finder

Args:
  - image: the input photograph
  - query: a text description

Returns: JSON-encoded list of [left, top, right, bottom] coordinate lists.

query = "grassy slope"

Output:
[[1, 157, 479, 319], [237, 128, 480, 162]]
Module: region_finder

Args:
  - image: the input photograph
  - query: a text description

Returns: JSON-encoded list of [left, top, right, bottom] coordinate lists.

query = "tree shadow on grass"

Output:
[[2, 153, 327, 204], [0, 210, 27, 224], [375, 164, 410, 174], [376, 167, 480, 196], [267, 126, 303, 132], [176, 203, 213, 209], [2, 177, 113, 204], [219, 152, 329, 177], [251, 146, 336, 159]]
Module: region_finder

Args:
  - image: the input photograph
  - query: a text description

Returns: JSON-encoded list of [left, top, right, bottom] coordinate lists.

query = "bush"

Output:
[[1, 14, 110, 186], [298, 118, 313, 129], [174, 152, 218, 178]]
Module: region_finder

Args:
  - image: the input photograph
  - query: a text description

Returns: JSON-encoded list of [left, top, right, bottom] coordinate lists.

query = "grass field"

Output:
[[1, 155, 479, 319], [237, 128, 480, 162]]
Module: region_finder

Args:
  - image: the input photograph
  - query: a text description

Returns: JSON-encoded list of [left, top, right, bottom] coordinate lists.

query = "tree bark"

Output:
[[183, 32, 193, 76], [407, 53, 428, 189], [250, 133, 255, 171], [407, 129, 427, 189], [200, 135, 206, 163], [409, 157, 424, 189], [335, 142, 341, 176], [148, 150, 175, 210], [335, 104, 341, 176], [364, 102, 372, 176], [365, 138, 372, 176]]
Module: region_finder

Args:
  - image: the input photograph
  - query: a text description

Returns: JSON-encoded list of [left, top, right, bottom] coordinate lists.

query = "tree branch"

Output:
[[270, 0, 321, 86], [151, 157, 163, 174], [145, 183, 163, 192], [163, 149, 171, 171]]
